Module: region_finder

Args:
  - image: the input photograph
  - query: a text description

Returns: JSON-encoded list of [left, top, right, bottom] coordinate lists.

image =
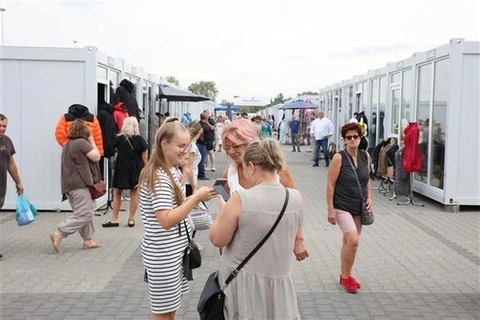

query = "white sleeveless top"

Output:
[[227, 165, 245, 195], [227, 164, 281, 194]]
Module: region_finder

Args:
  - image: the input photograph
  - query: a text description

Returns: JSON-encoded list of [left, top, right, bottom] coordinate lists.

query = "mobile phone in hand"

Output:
[[214, 185, 230, 201], [213, 178, 227, 187]]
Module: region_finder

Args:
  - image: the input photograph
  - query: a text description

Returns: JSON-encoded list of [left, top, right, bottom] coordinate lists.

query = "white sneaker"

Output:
[[211, 167, 216, 172], [205, 167, 210, 171]]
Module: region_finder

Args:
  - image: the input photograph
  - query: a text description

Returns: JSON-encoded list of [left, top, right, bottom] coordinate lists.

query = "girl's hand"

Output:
[[194, 187, 217, 203]]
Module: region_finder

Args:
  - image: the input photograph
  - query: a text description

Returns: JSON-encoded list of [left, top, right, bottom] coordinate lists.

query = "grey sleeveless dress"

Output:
[[218, 182, 303, 320]]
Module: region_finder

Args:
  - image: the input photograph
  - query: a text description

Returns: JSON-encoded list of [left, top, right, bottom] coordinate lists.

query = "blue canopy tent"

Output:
[[278, 100, 319, 110], [214, 105, 241, 119]]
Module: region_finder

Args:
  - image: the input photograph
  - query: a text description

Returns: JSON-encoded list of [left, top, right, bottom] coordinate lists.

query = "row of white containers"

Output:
[[0, 45, 215, 210]]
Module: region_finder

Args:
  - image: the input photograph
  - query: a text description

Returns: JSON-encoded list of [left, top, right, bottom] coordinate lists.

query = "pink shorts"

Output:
[[335, 209, 362, 235]]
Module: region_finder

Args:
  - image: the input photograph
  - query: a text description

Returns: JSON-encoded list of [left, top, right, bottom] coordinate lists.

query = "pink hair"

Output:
[[222, 118, 260, 145]]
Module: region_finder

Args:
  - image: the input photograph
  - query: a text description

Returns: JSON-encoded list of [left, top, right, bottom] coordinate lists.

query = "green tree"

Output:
[[220, 99, 234, 106], [240, 106, 264, 113], [270, 93, 285, 105], [188, 81, 219, 101], [297, 91, 318, 96], [165, 76, 180, 86]]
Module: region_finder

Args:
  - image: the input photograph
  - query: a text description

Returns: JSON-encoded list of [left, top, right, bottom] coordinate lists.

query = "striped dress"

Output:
[[140, 168, 192, 314]]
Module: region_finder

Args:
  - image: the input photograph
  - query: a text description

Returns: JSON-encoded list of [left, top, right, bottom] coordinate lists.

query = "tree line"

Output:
[[165, 76, 317, 113]]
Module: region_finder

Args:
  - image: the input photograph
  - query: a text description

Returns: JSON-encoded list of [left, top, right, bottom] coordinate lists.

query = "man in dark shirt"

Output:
[[196, 112, 214, 180], [203, 110, 217, 171], [0, 114, 24, 259], [289, 114, 301, 152]]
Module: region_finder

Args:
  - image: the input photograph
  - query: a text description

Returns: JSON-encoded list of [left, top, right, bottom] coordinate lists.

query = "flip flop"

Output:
[[102, 220, 119, 228], [128, 219, 135, 227], [83, 241, 102, 250]]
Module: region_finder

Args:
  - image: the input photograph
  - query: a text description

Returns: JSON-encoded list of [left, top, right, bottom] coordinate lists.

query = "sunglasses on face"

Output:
[[345, 135, 360, 141]]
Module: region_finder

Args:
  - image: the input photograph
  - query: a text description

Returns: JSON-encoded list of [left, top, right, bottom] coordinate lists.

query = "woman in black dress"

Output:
[[103, 117, 148, 228]]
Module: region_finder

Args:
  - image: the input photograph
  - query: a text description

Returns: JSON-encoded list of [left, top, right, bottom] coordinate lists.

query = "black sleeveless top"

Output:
[[333, 150, 369, 215]]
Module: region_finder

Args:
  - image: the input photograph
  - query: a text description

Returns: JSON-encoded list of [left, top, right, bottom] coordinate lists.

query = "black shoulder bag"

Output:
[[343, 150, 374, 225], [183, 219, 202, 281], [197, 188, 290, 320]]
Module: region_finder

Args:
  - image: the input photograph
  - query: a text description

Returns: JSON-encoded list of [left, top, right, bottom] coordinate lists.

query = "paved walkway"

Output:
[[1, 145, 479, 320]]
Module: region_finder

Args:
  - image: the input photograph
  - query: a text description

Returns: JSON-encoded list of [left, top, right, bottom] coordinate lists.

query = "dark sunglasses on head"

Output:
[[165, 117, 179, 123], [345, 135, 360, 141]]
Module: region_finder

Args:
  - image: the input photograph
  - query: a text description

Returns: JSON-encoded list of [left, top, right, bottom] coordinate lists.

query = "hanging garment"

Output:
[[403, 123, 422, 173], [54, 104, 104, 156], [115, 79, 140, 119], [97, 101, 118, 158], [394, 148, 411, 196], [113, 102, 129, 133]]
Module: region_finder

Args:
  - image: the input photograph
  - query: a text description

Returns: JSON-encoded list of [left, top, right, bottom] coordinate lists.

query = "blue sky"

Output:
[[1, 0, 478, 101]]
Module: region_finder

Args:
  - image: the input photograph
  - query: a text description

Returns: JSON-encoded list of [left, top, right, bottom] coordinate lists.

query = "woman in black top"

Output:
[[327, 122, 373, 294], [103, 117, 148, 228]]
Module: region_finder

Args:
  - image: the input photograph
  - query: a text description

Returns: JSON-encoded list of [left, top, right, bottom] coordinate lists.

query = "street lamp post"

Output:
[[0, 8, 6, 47]]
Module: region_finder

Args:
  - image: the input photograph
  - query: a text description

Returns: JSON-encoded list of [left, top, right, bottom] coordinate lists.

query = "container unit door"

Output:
[[414, 59, 448, 190], [390, 87, 401, 138]]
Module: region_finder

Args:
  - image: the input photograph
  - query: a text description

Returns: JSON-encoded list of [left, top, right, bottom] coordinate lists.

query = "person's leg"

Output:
[[320, 139, 330, 166], [111, 188, 122, 223], [208, 150, 216, 171], [128, 188, 139, 226], [313, 139, 321, 166], [336, 210, 362, 293], [68, 189, 100, 248], [296, 134, 301, 151], [291, 134, 297, 151], [197, 144, 207, 178]]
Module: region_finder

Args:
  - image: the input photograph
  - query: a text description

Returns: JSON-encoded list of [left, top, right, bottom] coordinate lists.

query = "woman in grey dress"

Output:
[[210, 139, 304, 320]]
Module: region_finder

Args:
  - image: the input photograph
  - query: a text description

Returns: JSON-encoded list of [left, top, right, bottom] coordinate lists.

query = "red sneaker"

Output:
[[339, 275, 361, 288], [340, 276, 359, 293]]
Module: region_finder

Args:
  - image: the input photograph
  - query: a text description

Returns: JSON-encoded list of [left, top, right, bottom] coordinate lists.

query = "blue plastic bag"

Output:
[[16, 195, 37, 226]]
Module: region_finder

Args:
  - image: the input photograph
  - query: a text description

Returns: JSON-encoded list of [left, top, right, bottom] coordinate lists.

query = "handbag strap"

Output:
[[342, 150, 365, 201], [223, 188, 290, 289], [125, 135, 135, 150], [184, 219, 192, 242]]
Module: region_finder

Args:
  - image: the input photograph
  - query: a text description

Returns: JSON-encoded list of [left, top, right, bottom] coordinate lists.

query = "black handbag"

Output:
[[197, 189, 290, 320], [343, 150, 374, 225], [183, 220, 202, 281]]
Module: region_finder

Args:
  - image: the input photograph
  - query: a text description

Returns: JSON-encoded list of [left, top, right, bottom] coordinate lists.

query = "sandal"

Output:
[[128, 219, 135, 227], [102, 220, 119, 228], [83, 241, 102, 250]]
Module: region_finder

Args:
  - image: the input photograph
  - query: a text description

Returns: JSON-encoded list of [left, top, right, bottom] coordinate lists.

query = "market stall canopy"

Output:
[[157, 84, 210, 102], [214, 105, 241, 112], [278, 99, 319, 110]]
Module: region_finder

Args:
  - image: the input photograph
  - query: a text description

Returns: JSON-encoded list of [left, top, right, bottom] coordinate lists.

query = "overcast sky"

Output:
[[2, 0, 479, 101]]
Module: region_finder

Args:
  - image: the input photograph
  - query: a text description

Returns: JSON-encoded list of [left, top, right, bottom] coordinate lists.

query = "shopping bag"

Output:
[[189, 202, 213, 231], [16, 195, 37, 226]]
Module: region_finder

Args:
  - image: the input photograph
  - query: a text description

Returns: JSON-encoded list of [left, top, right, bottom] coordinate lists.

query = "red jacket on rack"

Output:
[[403, 122, 422, 173], [113, 102, 129, 132]]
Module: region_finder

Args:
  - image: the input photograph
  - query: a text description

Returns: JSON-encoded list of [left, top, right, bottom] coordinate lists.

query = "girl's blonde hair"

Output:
[[139, 121, 187, 205], [243, 139, 284, 173], [122, 117, 140, 137]]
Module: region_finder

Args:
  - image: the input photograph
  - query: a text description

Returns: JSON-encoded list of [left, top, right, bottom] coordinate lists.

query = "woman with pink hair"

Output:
[[220, 118, 309, 261]]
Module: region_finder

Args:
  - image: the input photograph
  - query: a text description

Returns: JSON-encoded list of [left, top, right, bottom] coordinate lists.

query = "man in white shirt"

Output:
[[310, 110, 335, 167]]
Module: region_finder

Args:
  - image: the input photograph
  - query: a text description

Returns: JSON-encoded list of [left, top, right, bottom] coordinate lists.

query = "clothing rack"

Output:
[[95, 157, 126, 216], [395, 175, 425, 207], [390, 147, 424, 206]]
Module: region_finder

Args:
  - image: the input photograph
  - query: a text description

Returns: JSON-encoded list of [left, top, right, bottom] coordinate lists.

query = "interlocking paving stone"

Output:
[[0, 144, 479, 319]]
